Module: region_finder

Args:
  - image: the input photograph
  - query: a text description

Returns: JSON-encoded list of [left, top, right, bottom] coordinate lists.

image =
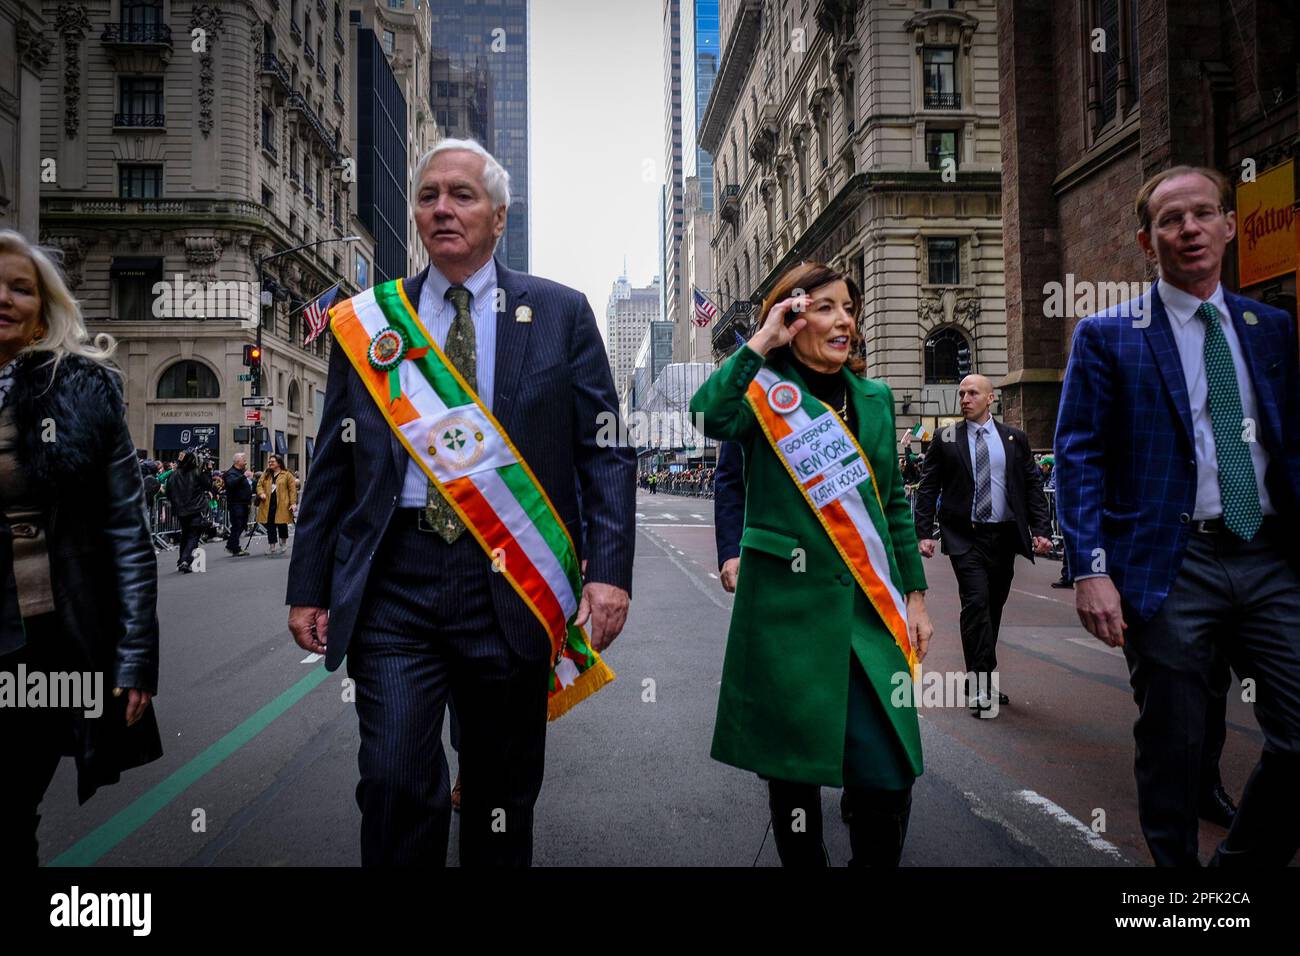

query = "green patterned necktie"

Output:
[[1194, 301, 1262, 540], [424, 285, 476, 543]]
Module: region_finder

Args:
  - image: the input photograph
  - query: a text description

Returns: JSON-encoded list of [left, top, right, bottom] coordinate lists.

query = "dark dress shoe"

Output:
[[998, 693, 1009, 705], [1198, 785, 1238, 827], [1050, 580, 1073, 589]]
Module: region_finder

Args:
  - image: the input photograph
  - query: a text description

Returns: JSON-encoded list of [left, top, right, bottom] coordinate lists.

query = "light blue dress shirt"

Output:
[[967, 417, 1009, 522], [398, 258, 498, 507]]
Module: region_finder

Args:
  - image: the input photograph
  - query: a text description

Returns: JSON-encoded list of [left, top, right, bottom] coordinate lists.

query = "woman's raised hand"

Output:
[[748, 294, 812, 355]]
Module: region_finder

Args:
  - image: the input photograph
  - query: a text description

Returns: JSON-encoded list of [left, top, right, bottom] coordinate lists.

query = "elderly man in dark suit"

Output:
[[286, 139, 636, 867], [912, 375, 1053, 716]]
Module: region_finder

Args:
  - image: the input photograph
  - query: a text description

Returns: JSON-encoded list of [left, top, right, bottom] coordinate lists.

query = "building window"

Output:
[[927, 237, 960, 285], [262, 184, 274, 208], [923, 48, 959, 109], [288, 380, 301, 413], [1085, 0, 1140, 139], [110, 257, 162, 320], [157, 361, 221, 399], [924, 327, 971, 385], [118, 77, 164, 127], [356, 253, 369, 288], [120, 0, 163, 30], [926, 129, 958, 171], [382, 29, 395, 55], [119, 164, 162, 198], [927, 0, 955, 8]]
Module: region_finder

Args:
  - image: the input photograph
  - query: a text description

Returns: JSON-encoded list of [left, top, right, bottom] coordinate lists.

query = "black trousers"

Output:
[[0, 614, 75, 866], [346, 510, 549, 867], [176, 513, 204, 566], [1122, 520, 1300, 866], [226, 503, 249, 552], [949, 521, 1019, 692], [264, 522, 288, 543]]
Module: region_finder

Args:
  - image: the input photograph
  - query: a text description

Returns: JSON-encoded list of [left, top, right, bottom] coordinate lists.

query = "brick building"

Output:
[[998, 0, 1299, 447]]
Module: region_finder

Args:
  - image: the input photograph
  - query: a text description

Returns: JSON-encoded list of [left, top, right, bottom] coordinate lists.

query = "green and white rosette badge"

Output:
[[367, 326, 412, 401]]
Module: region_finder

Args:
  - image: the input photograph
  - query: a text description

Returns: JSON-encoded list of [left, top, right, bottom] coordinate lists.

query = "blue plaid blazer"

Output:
[[1054, 280, 1300, 621], [285, 258, 637, 668]]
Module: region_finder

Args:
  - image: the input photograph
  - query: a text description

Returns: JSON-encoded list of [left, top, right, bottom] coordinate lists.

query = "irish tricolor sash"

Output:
[[745, 367, 916, 674], [329, 279, 615, 719]]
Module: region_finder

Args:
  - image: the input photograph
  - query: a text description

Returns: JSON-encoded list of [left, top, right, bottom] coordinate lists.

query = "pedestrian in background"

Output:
[[912, 374, 1053, 716], [167, 449, 211, 573], [256, 453, 296, 555], [224, 452, 252, 557], [0, 229, 160, 865]]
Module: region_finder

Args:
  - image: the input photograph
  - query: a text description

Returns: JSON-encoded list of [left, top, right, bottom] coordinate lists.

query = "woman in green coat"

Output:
[[690, 261, 934, 867]]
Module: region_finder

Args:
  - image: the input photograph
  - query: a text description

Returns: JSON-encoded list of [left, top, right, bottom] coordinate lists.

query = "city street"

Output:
[[32, 491, 1270, 868]]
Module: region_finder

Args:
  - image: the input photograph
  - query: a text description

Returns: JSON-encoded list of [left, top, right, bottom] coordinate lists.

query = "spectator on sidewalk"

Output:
[[256, 453, 297, 555], [223, 452, 252, 557]]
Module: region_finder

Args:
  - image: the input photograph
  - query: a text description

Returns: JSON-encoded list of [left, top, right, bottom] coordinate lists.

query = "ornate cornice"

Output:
[[16, 18, 53, 74]]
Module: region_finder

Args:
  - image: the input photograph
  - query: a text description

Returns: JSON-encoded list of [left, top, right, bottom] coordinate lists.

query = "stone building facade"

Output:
[[700, 0, 1005, 440], [1, 0, 49, 236], [36, 0, 376, 473], [998, 0, 1298, 446]]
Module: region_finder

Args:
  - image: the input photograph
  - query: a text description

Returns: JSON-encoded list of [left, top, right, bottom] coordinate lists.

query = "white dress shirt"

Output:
[[1157, 281, 1274, 520], [398, 258, 499, 507], [967, 416, 1010, 523]]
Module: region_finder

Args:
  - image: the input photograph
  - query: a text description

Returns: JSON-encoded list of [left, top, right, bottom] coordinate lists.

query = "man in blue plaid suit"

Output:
[[1056, 166, 1300, 867]]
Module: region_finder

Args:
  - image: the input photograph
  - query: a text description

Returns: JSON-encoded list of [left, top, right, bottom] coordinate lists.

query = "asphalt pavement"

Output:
[[33, 492, 1270, 866]]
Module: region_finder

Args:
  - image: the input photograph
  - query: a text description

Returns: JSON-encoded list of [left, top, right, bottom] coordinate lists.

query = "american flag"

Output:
[[302, 284, 341, 345], [692, 288, 719, 328]]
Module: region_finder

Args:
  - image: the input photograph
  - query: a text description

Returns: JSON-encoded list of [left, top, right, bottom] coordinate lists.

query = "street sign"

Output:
[[241, 396, 273, 408], [245, 410, 262, 422], [238, 373, 255, 381]]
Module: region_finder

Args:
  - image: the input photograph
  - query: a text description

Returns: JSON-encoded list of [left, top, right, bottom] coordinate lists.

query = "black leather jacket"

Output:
[[167, 460, 211, 517], [9, 352, 162, 803]]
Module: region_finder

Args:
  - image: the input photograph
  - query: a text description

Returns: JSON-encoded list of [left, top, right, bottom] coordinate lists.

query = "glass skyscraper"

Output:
[[681, 0, 718, 213], [429, 0, 530, 271]]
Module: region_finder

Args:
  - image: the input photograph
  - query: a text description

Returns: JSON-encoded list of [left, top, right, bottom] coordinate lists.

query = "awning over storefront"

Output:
[[275, 430, 288, 456]]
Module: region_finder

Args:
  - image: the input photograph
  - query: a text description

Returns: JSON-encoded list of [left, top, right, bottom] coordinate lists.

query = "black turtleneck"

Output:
[[787, 354, 854, 431]]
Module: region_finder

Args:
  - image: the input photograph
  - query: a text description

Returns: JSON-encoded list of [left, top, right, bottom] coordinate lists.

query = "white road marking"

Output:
[[635, 512, 646, 519], [961, 791, 1037, 851], [1011, 587, 1073, 606], [1066, 636, 1125, 658], [1012, 789, 1125, 860], [659, 513, 679, 521], [691, 513, 707, 520], [708, 572, 718, 579], [300, 653, 324, 664]]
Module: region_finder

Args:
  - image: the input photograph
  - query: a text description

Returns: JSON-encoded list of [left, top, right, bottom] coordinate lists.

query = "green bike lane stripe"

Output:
[[49, 664, 332, 867]]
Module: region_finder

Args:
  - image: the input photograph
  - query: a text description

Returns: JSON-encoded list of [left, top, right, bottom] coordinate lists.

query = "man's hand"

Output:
[[574, 583, 630, 652], [119, 689, 152, 726], [906, 592, 933, 663], [1032, 535, 1052, 555], [1075, 576, 1126, 647], [919, 538, 937, 558], [289, 606, 329, 655], [720, 557, 739, 593]]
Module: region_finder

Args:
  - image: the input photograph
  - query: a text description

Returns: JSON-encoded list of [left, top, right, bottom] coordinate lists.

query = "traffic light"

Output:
[[243, 344, 263, 367]]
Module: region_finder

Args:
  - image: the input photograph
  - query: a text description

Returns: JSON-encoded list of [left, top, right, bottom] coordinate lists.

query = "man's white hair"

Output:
[[410, 138, 511, 210]]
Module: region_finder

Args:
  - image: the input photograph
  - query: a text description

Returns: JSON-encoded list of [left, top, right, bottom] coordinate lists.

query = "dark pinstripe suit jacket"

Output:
[[285, 258, 637, 668]]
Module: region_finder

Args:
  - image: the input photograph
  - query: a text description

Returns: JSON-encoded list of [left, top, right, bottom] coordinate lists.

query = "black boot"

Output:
[[766, 779, 829, 867], [846, 786, 912, 868]]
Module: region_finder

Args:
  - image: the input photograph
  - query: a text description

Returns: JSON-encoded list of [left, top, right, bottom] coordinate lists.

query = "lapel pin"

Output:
[[1243, 310, 1258, 326], [515, 305, 533, 323]]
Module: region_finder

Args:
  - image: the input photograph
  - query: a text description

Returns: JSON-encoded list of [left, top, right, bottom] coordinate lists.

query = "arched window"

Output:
[[157, 360, 220, 399], [288, 380, 301, 413], [924, 327, 971, 385]]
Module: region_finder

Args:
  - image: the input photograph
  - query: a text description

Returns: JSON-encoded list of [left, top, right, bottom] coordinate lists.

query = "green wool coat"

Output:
[[690, 345, 928, 787]]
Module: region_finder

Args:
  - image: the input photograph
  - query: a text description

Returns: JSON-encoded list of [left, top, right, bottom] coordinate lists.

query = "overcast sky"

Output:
[[529, 0, 664, 334]]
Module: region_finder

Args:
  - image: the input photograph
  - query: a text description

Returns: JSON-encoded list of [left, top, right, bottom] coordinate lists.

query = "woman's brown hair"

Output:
[[757, 261, 866, 375]]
